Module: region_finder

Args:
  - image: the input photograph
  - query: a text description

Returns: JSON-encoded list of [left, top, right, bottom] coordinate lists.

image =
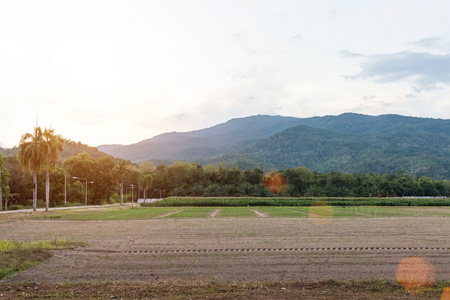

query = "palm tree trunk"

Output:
[[33, 170, 37, 211], [45, 169, 50, 211]]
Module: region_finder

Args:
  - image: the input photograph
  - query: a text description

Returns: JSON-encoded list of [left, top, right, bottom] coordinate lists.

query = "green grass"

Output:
[[166, 207, 214, 218], [0, 239, 81, 252], [0, 239, 84, 279], [374, 206, 450, 217], [34, 205, 450, 220], [50, 207, 180, 220], [256, 207, 308, 217], [219, 207, 258, 217]]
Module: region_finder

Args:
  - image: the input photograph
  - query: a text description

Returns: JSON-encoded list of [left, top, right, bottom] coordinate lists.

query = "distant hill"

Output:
[[0, 139, 110, 162], [98, 113, 450, 179], [205, 122, 450, 179], [98, 115, 305, 161], [59, 140, 111, 161]]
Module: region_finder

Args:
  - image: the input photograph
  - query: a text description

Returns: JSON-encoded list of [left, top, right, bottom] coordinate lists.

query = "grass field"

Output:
[[0, 239, 84, 279], [30, 205, 450, 220], [51, 206, 181, 220]]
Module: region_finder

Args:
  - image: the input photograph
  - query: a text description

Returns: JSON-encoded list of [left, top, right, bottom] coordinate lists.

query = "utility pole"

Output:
[[73, 177, 93, 207]]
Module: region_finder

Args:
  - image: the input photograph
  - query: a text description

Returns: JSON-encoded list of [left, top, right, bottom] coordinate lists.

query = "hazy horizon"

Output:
[[1, 1, 450, 148]]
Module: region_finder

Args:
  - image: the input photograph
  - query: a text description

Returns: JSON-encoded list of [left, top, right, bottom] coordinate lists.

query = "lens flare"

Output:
[[262, 172, 287, 195], [396, 256, 435, 292], [442, 287, 450, 300], [308, 200, 334, 226]]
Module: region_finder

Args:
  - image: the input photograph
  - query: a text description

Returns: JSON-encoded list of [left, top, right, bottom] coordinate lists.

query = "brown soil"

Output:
[[0, 216, 449, 298], [0, 280, 446, 299]]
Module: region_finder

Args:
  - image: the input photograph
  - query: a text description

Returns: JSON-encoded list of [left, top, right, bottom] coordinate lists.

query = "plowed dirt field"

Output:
[[1, 216, 449, 283]]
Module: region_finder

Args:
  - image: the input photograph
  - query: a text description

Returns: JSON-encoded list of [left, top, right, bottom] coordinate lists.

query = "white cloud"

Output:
[[408, 37, 443, 50], [343, 50, 450, 92]]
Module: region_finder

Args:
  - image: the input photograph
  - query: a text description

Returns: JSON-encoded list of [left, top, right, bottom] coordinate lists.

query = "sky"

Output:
[[1, 0, 450, 148]]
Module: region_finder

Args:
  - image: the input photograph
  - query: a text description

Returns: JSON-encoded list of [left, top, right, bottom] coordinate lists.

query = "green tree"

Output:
[[224, 167, 242, 185], [243, 168, 263, 185], [112, 161, 129, 205], [418, 176, 439, 196], [3, 156, 31, 206], [43, 128, 63, 211], [138, 174, 153, 199], [0, 154, 11, 211], [153, 164, 169, 197], [188, 163, 206, 186], [18, 125, 46, 211], [63, 152, 97, 204], [138, 161, 156, 173]]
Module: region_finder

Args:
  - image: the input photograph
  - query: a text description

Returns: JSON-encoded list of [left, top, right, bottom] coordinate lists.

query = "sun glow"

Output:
[[396, 256, 435, 292]]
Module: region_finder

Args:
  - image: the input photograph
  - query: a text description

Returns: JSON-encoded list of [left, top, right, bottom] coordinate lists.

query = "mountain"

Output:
[[98, 113, 450, 179], [0, 139, 110, 161], [206, 122, 450, 179], [98, 115, 305, 161]]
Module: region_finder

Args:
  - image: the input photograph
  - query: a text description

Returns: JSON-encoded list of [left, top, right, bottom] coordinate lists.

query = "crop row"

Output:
[[140, 197, 450, 207]]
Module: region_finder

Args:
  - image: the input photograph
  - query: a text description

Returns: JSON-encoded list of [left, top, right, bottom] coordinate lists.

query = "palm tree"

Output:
[[18, 125, 46, 211], [43, 128, 64, 211], [138, 174, 153, 200]]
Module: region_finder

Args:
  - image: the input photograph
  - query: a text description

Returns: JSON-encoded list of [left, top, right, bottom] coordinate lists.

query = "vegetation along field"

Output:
[[1, 202, 449, 299]]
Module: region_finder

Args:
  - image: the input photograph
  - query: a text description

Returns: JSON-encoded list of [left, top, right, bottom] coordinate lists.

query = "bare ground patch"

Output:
[[251, 209, 269, 217], [207, 209, 221, 218]]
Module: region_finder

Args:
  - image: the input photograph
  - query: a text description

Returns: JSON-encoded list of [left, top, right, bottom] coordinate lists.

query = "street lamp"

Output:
[[129, 184, 140, 207], [73, 177, 93, 206]]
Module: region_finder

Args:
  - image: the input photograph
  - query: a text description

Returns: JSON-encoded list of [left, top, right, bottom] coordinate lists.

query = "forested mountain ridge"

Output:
[[97, 113, 449, 179], [98, 115, 306, 161], [204, 123, 450, 179]]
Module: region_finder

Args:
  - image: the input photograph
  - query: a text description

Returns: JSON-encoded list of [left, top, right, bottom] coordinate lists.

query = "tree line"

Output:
[[151, 163, 450, 198], [1, 127, 449, 210]]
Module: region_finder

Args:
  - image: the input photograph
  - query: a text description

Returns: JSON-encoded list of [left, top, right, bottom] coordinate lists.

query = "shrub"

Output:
[[66, 202, 83, 207], [7, 205, 26, 210], [37, 199, 45, 208], [109, 192, 120, 204]]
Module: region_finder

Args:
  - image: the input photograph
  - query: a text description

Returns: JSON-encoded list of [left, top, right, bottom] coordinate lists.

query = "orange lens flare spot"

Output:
[[308, 201, 334, 226], [262, 172, 287, 195], [396, 256, 436, 292], [441, 287, 450, 300]]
